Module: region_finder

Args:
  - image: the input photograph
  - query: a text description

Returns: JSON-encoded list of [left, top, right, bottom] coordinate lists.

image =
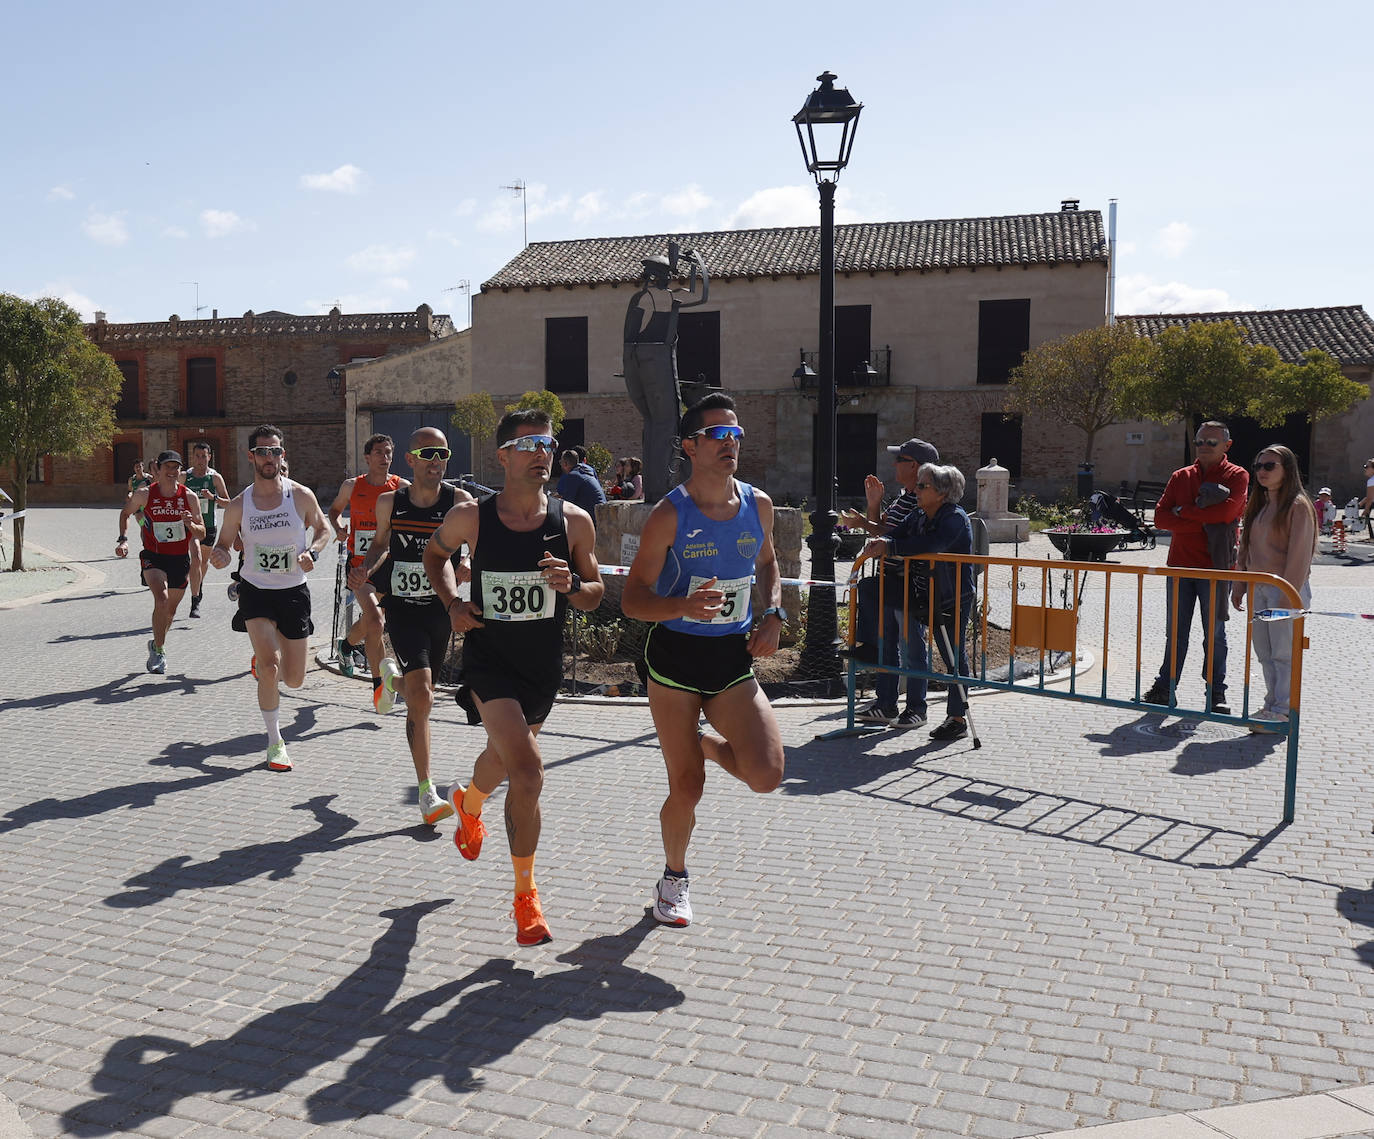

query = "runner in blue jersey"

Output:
[[622, 392, 786, 927]]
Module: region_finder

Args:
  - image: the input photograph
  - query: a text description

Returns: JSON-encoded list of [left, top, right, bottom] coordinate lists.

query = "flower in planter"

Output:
[[1046, 522, 1127, 534]]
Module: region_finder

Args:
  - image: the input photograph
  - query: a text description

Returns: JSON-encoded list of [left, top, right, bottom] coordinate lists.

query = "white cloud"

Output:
[[48, 185, 75, 202], [453, 198, 477, 217], [724, 185, 864, 229], [573, 191, 605, 224], [82, 211, 129, 246], [201, 209, 254, 238], [1155, 221, 1194, 259], [382, 276, 410, 291], [162, 225, 189, 239], [1114, 272, 1237, 315], [300, 163, 365, 193], [31, 283, 102, 321], [661, 184, 713, 216], [425, 228, 462, 248], [346, 244, 416, 274]]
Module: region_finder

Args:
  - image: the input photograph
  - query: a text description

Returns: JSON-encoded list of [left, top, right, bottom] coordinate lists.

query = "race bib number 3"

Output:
[[354, 529, 376, 557], [482, 570, 554, 622], [390, 562, 434, 599], [685, 575, 752, 625], [155, 519, 186, 544], [255, 544, 297, 574]]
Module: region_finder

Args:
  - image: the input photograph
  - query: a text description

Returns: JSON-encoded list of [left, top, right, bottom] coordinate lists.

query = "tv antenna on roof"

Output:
[[499, 180, 527, 248], [443, 280, 471, 329], [181, 282, 208, 319]]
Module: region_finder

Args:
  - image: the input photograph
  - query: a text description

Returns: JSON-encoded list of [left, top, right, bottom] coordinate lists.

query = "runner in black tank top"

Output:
[[422, 411, 605, 948]]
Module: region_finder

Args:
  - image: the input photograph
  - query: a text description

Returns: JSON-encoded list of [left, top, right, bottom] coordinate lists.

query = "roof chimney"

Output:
[[1061, 199, 1080, 211], [94, 311, 107, 323]]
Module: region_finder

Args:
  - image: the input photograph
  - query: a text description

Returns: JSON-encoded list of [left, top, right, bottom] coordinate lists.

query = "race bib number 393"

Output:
[[685, 575, 752, 624], [255, 544, 297, 574], [482, 570, 554, 622], [390, 561, 434, 599]]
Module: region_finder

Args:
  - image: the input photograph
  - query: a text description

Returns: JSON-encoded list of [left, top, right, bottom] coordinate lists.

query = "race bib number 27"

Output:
[[482, 570, 554, 622]]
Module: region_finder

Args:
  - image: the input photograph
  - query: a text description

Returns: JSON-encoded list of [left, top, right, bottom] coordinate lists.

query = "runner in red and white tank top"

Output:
[[116, 450, 205, 675]]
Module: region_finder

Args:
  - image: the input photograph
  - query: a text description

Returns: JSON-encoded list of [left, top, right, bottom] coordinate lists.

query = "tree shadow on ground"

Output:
[[782, 712, 1288, 870], [63, 907, 682, 1135], [0, 669, 243, 712], [0, 706, 380, 835], [103, 792, 426, 908]]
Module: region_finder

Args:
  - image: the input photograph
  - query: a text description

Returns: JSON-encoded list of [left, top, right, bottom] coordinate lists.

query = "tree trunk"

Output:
[[9, 457, 27, 571], [1082, 429, 1096, 467]]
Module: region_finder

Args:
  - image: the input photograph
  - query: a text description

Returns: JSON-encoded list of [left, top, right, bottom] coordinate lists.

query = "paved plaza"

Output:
[[2, 506, 1373, 1138]]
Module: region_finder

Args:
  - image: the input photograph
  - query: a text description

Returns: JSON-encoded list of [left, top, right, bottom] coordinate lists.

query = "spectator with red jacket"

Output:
[[1143, 420, 1248, 714]]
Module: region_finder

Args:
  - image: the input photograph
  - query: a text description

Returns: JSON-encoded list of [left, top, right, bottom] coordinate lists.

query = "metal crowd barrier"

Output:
[[842, 551, 1308, 822]]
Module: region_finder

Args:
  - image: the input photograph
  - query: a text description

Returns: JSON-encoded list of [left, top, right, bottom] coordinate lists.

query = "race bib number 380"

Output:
[[482, 570, 554, 622], [254, 544, 297, 574], [685, 575, 752, 624]]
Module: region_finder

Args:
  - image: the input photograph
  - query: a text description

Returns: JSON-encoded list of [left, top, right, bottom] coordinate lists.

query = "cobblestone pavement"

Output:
[[2, 507, 1373, 1138]]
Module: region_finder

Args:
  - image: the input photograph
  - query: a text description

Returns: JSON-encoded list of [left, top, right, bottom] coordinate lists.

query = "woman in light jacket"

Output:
[[1231, 444, 1317, 731]]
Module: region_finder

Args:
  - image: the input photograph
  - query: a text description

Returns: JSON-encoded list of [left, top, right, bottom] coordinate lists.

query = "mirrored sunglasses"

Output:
[[409, 446, 452, 461], [499, 434, 558, 453], [250, 445, 285, 457], [688, 425, 745, 441]]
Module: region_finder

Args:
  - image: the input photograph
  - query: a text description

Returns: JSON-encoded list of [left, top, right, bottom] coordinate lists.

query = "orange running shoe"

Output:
[[448, 786, 487, 861], [250, 655, 257, 678], [513, 889, 552, 946]]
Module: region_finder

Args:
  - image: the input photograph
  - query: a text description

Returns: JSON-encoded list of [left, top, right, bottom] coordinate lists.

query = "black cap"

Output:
[[155, 450, 183, 466], [885, 438, 939, 466]]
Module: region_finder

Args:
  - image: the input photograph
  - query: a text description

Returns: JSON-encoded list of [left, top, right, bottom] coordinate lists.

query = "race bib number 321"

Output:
[[255, 544, 297, 574], [482, 570, 554, 622]]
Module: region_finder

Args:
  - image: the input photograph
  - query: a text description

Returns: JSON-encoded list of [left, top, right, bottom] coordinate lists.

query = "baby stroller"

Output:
[[1088, 490, 1156, 550]]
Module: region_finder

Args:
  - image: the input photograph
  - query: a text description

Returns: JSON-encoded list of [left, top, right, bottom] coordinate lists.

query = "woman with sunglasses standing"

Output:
[[1231, 445, 1317, 731]]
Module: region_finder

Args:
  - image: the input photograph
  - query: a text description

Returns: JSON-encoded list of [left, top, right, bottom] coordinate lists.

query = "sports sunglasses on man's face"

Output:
[[687, 425, 745, 442], [409, 446, 452, 461], [499, 434, 558, 454]]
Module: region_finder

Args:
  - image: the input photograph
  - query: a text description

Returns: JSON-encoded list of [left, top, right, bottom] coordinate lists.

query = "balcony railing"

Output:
[[797, 345, 892, 389]]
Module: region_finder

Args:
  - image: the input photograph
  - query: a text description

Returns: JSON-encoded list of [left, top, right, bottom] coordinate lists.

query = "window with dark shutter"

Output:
[[976, 299, 1031, 384]]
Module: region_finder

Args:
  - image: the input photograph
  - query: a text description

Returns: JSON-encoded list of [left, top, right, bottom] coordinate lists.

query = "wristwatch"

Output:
[[761, 605, 788, 623], [568, 572, 583, 594]]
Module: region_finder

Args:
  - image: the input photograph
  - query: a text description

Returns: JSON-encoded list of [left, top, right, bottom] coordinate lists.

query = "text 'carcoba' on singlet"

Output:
[[371, 484, 458, 609], [239, 481, 308, 590], [142, 483, 198, 555], [348, 474, 404, 566], [655, 480, 765, 637]]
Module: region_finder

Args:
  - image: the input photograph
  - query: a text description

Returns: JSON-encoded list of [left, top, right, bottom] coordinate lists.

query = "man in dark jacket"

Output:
[[554, 450, 606, 515], [1144, 420, 1248, 713]]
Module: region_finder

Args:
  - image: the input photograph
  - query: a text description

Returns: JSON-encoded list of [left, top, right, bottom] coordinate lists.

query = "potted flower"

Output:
[[1044, 522, 1127, 562], [834, 524, 867, 559]]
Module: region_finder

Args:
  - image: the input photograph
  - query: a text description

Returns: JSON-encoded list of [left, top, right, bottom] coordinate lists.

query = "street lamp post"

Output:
[[793, 70, 862, 687]]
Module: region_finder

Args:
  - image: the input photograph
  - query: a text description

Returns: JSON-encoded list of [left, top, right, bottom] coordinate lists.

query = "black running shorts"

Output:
[[139, 550, 191, 591], [643, 623, 754, 697], [456, 669, 559, 728], [232, 580, 313, 640], [199, 524, 217, 547], [386, 604, 452, 676]]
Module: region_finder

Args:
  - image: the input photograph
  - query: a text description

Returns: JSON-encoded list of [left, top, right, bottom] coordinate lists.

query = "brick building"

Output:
[[471, 206, 1109, 503], [32, 305, 454, 504]]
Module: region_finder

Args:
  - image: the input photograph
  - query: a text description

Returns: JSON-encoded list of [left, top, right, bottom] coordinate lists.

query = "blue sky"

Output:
[[5, 0, 1371, 327]]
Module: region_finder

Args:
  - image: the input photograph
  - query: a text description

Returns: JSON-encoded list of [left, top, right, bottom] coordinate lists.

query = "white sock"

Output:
[[262, 708, 281, 746]]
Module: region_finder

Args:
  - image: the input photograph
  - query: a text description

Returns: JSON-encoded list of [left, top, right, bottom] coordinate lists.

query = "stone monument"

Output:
[[975, 458, 1030, 542]]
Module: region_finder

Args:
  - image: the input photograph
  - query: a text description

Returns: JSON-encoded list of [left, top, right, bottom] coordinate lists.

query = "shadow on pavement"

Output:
[[1337, 886, 1374, 969], [103, 793, 426, 908], [63, 907, 682, 1134], [0, 670, 242, 712]]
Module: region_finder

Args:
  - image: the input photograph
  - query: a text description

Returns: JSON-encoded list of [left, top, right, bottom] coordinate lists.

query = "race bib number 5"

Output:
[[390, 561, 434, 599], [482, 570, 554, 622], [685, 575, 752, 624], [255, 544, 297, 574]]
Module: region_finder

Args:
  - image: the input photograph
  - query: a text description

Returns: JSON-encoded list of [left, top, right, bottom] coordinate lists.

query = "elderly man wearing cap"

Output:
[[840, 436, 940, 727], [116, 450, 205, 674]]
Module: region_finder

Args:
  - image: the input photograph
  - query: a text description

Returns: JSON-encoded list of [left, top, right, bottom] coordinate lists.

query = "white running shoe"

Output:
[[146, 640, 166, 675], [374, 657, 401, 715], [266, 741, 292, 771], [419, 785, 454, 826], [653, 874, 692, 926]]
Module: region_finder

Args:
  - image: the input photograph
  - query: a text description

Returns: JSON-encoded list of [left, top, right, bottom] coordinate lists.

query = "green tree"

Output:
[[584, 441, 613, 478], [1247, 348, 1368, 468], [505, 390, 565, 436], [1118, 320, 1280, 464], [450, 391, 498, 482], [0, 295, 122, 569], [1005, 322, 1138, 466]]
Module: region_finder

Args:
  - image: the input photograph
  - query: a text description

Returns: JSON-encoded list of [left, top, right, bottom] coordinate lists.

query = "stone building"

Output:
[[1116, 306, 1374, 500], [36, 306, 454, 503], [471, 206, 1109, 503]]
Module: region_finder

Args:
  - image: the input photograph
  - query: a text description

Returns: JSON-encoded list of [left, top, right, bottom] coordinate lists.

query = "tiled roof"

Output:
[[481, 211, 1107, 290], [87, 308, 454, 344], [1121, 307, 1374, 366]]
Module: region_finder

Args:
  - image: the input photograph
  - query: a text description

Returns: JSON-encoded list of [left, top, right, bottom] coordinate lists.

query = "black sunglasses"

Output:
[[1253, 460, 1280, 472]]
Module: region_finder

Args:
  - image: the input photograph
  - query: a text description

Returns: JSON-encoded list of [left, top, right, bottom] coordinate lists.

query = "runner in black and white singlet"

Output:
[[210, 425, 329, 772], [423, 409, 604, 948], [351, 427, 472, 826]]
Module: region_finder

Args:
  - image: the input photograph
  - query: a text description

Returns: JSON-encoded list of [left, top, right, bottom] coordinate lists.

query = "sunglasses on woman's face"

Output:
[[499, 435, 558, 454], [687, 424, 745, 441], [1254, 460, 1280, 472], [409, 446, 451, 461]]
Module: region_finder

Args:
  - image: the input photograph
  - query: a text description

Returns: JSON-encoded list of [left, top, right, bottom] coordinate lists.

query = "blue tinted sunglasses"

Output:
[[688, 425, 745, 442], [499, 434, 558, 454]]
